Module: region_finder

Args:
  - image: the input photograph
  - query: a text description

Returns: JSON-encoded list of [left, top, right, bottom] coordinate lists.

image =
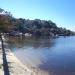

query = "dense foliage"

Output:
[[0, 8, 75, 36]]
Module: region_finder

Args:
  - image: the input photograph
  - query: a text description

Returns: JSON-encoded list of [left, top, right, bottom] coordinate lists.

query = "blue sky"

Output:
[[0, 0, 75, 31]]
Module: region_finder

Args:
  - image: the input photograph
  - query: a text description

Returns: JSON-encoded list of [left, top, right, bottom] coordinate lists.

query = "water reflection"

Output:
[[5, 36, 75, 75], [37, 36, 75, 75], [6, 36, 55, 49]]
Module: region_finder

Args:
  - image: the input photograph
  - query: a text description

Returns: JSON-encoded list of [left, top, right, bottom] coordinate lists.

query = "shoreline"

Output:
[[0, 48, 35, 75], [0, 36, 35, 75], [0, 35, 49, 75], [0, 47, 49, 75], [7, 49, 36, 75], [6, 49, 49, 75], [0, 48, 4, 75]]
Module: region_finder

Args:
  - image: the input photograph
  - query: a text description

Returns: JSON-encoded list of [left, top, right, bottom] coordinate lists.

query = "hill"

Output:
[[0, 8, 75, 36]]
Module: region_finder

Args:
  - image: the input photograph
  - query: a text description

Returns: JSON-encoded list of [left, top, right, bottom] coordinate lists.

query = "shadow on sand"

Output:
[[1, 36, 10, 75]]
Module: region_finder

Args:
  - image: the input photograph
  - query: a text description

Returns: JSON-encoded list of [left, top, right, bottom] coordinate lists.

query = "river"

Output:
[[5, 36, 75, 75]]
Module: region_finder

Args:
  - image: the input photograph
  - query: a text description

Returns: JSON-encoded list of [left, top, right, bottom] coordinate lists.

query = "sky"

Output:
[[0, 0, 75, 31]]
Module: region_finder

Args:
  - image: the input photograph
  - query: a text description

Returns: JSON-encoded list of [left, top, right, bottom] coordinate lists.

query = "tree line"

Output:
[[0, 8, 75, 36]]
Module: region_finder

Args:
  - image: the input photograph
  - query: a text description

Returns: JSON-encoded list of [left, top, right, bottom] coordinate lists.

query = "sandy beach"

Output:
[[0, 39, 49, 75], [0, 37, 35, 75], [0, 48, 36, 75], [0, 48, 4, 75]]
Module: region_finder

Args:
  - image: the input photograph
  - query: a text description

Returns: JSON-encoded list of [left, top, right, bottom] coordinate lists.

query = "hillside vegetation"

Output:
[[0, 8, 75, 36]]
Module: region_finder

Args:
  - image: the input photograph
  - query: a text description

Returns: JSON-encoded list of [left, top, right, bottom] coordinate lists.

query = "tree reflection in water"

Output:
[[5, 36, 55, 49]]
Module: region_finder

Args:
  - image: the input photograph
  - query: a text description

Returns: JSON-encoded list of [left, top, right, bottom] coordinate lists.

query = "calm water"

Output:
[[6, 36, 75, 75]]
